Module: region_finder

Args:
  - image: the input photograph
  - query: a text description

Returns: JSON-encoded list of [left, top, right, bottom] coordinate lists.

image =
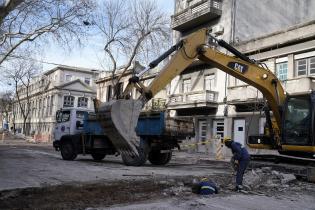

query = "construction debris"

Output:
[[244, 168, 297, 191]]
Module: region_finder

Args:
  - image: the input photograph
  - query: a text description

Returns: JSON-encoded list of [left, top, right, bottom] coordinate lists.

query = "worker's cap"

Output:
[[201, 177, 209, 181], [222, 137, 232, 144]]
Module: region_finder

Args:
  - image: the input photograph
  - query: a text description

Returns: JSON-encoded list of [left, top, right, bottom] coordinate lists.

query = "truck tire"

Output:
[[91, 153, 106, 161], [148, 150, 172, 165], [60, 141, 77, 160]]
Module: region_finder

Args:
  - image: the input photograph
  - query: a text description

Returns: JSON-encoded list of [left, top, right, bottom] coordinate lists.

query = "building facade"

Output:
[[96, 62, 167, 111], [227, 22, 315, 149], [170, 0, 315, 155], [12, 65, 98, 142]]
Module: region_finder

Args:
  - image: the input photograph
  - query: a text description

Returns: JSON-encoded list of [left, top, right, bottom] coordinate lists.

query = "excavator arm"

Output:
[[131, 28, 285, 133], [96, 28, 286, 164]]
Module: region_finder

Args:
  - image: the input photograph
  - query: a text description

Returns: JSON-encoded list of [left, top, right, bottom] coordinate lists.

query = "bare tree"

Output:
[[0, 0, 94, 66], [92, 0, 170, 98], [0, 0, 24, 25], [4, 57, 40, 135]]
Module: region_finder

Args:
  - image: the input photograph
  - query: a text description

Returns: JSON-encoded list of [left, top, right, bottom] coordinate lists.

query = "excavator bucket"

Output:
[[96, 99, 145, 163]]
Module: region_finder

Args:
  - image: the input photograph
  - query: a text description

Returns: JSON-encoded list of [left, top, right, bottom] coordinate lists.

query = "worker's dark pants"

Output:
[[236, 158, 250, 186]]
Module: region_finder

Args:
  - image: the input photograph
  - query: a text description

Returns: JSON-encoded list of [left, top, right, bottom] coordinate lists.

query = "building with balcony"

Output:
[[226, 22, 315, 148], [171, 0, 222, 32], [12, 65, 98, 142], [170, 0, 315, 154]]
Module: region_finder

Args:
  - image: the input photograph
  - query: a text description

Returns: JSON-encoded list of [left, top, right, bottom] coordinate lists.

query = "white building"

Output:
[[12, 65, 98, 142]]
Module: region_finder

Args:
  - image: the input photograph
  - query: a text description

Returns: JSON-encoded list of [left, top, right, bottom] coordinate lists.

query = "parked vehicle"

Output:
[[53, 108, 194, 166]]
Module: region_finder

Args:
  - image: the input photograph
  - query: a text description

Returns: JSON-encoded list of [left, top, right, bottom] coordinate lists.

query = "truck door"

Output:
[[54, 110, 71, 141], [70, 111, 86, 135]]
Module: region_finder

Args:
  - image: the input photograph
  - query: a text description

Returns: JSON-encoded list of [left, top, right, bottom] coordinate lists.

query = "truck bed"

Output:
[[136, 111, 194, 137], [84, 111, 194, 138]]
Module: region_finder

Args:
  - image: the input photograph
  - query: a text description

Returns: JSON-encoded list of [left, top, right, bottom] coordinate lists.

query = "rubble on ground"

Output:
[[243, 167, 298, 192]]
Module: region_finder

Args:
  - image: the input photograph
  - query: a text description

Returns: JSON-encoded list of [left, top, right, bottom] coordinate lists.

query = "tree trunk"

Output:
[[23, 117, 27, 135]]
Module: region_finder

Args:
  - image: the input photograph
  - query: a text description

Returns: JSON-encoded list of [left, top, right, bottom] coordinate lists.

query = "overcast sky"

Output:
[[42, 0, 175, 71]]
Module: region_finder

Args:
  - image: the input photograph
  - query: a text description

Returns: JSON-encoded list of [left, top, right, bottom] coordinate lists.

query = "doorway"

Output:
[[233, 119, 245, 145]]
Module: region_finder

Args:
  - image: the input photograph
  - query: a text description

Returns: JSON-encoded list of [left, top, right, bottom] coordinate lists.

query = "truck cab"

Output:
[[54, 108, 92, 141], [53, 108, 116, 161]]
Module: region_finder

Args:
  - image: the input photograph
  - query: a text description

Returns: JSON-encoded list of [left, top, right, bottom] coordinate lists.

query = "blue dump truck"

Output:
[[53, 108, 194, 166]]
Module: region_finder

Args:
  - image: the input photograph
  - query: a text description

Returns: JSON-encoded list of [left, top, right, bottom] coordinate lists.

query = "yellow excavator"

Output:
[[95, 28, 315, 165]]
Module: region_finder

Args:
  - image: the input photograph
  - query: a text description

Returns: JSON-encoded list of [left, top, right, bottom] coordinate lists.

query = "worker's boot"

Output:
[[235, 185, 244, 192]]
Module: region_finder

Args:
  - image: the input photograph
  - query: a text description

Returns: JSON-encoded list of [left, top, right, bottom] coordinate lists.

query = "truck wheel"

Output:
[[60, 141, 77, 160], [91, 153, 106, 161], [148, 150, 172, 165]]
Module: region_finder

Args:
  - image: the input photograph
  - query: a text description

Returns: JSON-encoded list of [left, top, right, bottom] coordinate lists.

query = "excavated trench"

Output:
[[1, 171, 314, 210], [0, 180, 169, 210]]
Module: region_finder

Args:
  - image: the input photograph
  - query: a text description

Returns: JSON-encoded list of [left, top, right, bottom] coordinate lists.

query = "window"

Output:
[[78, 97, 88, 108], [213, 120, 224, 139], [276, 62, 288, 81], [54, 74, 58, 81], [204, 74, 215, 90], [107, 85, 112, 101], [46, 96, 50, 116], [295, 56, 315, 76], [182, 79, 191, 93], [50, 95, 54, 116], [63, 96, 75, 107], [116, 82, 124, 98], [199, 120, 207, 141], [65, 74, 72, 81], [296, 59, 307, 76], [76, 111, 87, 119], [84, 78, 91, 85], [310, 57, 315, 74], [284, 96, 311, 145], [38, 99, 42, 116], [56, 110, 71, 123]]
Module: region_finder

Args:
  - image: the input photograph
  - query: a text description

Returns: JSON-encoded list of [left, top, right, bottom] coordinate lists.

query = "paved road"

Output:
[[0, 141, 230, 191], [1, 141, 315, 210]]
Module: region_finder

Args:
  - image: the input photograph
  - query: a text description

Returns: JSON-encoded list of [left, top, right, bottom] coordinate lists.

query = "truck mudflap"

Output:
[[96, 99, 144, 160]]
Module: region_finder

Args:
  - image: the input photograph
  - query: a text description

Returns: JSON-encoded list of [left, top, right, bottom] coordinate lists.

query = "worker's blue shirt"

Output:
[[199, 181, 218, 195], [230, 142, 250, 161]]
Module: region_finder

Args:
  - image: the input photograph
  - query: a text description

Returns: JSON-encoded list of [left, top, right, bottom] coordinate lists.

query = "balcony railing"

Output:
[[227, 85, 263, 104], [171, 0, 222, 31], [227, 76, 315, 104], [168, 90, 218, 109], [144, 98, 167, 111]]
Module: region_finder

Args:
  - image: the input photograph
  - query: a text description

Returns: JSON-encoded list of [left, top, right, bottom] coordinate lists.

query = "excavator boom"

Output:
[[95, 28, 286, 163]]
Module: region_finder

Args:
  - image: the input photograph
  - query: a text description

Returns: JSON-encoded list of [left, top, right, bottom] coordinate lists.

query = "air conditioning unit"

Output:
[[212, 25, 224, 36]]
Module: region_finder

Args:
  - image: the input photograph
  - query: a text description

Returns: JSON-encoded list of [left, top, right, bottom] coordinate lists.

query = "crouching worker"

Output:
[[192, 177, 218, 195], [223, 137, 250, 192]]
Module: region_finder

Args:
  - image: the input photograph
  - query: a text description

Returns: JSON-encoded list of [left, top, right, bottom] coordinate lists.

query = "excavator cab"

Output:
[[280, 93, 315, 157]]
